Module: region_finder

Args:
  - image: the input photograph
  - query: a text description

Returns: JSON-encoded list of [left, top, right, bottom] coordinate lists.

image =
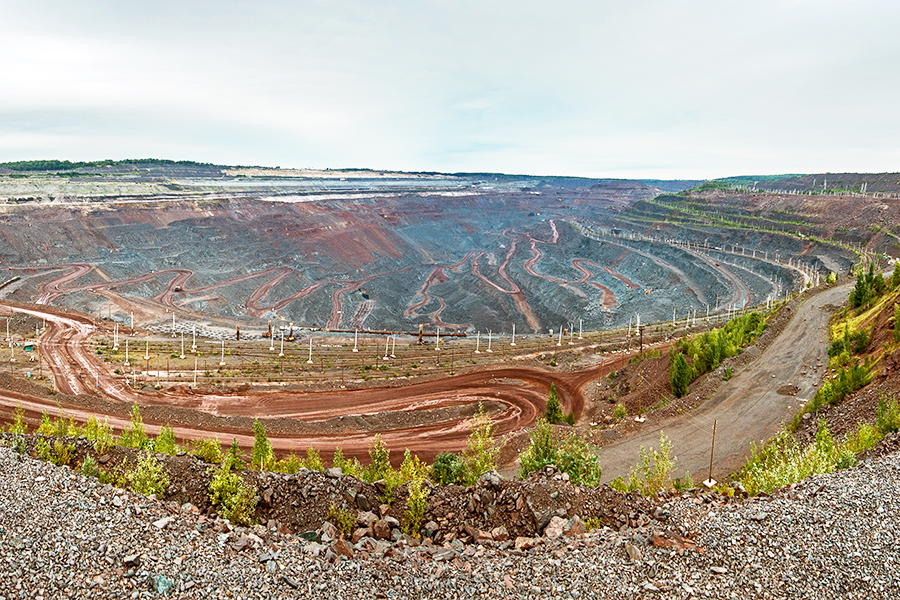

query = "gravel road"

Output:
[[598, 282, 853, 483], [1, 442, 897, 599]]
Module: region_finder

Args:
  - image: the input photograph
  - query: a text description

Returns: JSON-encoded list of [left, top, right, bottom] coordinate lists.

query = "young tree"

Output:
[[462, 403, 503, 485], [545, 383, 563, 424], [670, 353, 691, 398], [251, 418, 273, 471]]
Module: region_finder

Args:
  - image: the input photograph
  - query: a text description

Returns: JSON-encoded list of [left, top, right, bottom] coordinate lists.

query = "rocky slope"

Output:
[[0, 443, 897, 599]]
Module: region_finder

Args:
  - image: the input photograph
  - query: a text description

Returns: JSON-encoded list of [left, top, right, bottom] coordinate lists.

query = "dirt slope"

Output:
[[597, 281, 853, 482]]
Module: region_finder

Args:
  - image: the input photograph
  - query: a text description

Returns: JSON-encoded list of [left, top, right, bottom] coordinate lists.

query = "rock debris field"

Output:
[[0, 444, 898, 599]]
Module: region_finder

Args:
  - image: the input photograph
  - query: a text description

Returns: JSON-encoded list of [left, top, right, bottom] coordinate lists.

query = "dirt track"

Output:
[[0, 300, 632, 464], [597, 281, 852, 483]]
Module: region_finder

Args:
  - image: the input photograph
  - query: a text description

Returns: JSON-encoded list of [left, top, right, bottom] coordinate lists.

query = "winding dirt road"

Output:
[[0, 301, 629, 463], [597, 281, 852, 482]]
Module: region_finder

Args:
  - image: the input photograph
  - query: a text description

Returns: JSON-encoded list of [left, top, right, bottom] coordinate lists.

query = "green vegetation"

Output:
[[120, 404, 148, 450], [431, 452, 466, 485], [153, 424, 178, 455], [326, 504, 357, 536], [7, 405, 27, 435], [612, 403, 627, 421], [251, 418, 274, 470], [734, 420, 877, 496], [0, 158, 221, 172], [125, 453, 170, 496], [461, 403, 503, 485], [192, 437, 224, 464], [517, 418, 603, 486], [302, 447, 324, 472], [84, 416, 115, 454], [402, 479, 430, 538], [849, 263, 885, 309], [208, 462, 257, 526], [545, 383, 563, 424], [35, 438, 75, 467], [331, 447, 363, 479], [876, 393, 900, 435], [611, 432, 676, 496], [669, 311, 767, 397], [81, 455, 99, 478], [790, 362, 872, 430]]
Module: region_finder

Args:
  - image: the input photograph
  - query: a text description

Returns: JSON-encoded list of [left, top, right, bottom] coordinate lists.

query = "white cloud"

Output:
[[1, 0, 899, 177]]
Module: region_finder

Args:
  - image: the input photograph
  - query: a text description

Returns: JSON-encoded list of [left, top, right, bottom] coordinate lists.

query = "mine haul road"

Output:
[[0, 300, 637, 463], [597, 281, 852, 483], [0, 280, 848, 476]]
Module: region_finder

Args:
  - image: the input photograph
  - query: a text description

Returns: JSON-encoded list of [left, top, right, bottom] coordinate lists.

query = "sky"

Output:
[[1, 1, 899, 179]]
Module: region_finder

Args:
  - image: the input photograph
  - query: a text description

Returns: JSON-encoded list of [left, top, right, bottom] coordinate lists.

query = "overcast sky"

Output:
[[1, 1, 898, 179]]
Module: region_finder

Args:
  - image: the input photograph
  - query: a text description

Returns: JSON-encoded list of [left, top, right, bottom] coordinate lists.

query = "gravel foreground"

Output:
[[0, 445, 897, 600]]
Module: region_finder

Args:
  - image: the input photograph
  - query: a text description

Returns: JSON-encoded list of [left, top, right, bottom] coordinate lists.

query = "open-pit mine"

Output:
[[0, 162, 881, 471]]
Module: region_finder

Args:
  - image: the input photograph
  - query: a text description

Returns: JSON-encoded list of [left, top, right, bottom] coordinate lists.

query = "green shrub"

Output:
[[125, 453, 170, 496], [612, 403, 627, 421], [402, 479, 430, 538], [153, 424, 178, 455], [84, 416, 115, 454], [431, 452, 466, 485], [399, 449, 429, 483], [461, 403, 503, 485], [120, 405, 148, 450], [208, 463, 257, 526], [517, 418, 602, 486], [81, 455, 100, 478], [326, 504, 356, 536], [734, 420, 877, 496], [332, 447, 363, 478], [271, 452, 301, 474], [670, 353, 690, 398], [876, 393, 900, 435], [518, 418, 556, 479], [362, 434, 393, 483], [35, 438, 75, 467], [611, 432, 675, 496], [251, 418, 274, 471], [545, 383, 563, 424], [302, 447, 324, 471], [894, 303, 900, 343], [192, 437, 223, 464], [7, 404, 27, 435], [225, 438, 245, 470]]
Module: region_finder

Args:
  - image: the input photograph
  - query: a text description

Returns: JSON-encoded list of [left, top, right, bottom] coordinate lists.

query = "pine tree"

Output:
[[545, 383, 563, 424], [671, 353, 690, 398], [251, 419, 273, 471]]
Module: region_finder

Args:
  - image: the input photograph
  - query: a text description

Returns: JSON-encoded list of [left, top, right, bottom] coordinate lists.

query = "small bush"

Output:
[[461, 403, 503, 485], [517, 418, 602, 485], [545, 383, 563, 424], [612, 403, 627, 421], [125, 453, 170, 496], [208, 463, 257, 526], [402, 479, 430, 538], [81, 455, 100, 478], [399, 449, 429, 484], [192, 437, 224, 464], [302, 447, 324, 471], [332, 447, 363, 478], [271, 453, 301, 474], [36, 438, 75, 467], [7, 404, 27, 435], [153, 424, 178, 455], [251, 418, 274, 471], [611, 432, 675, 496], [326, 504, 356, 536], [877, 393, 900, 435], [362, 434, 393, 483], [84, 416, 115, 454], [225, 438, 246, 470], [431, 452, 466, 485], [120, 405, 148, 450]]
